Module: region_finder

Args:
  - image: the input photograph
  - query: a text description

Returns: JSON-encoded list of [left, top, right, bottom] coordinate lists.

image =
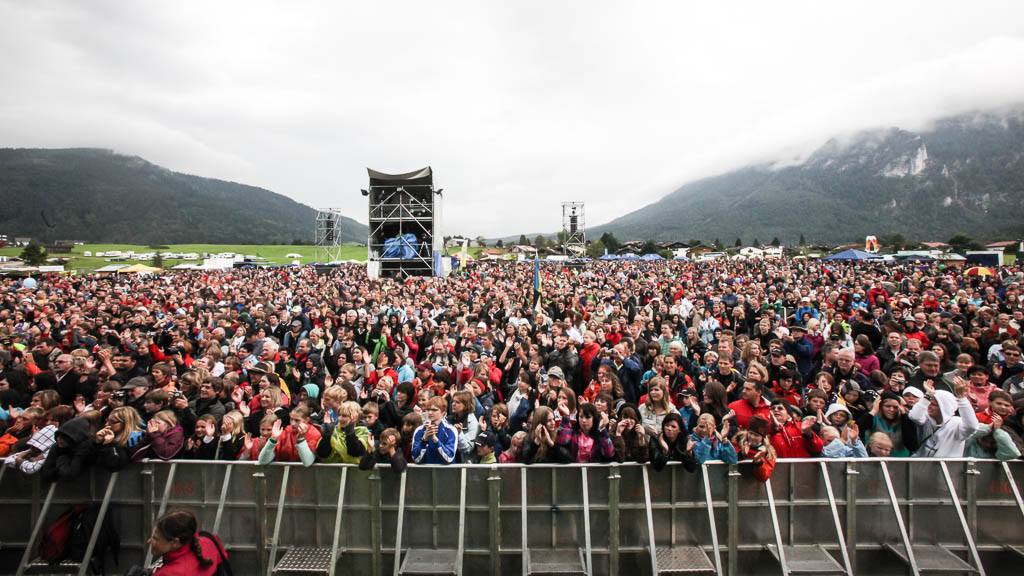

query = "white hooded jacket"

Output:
[[908, 390, 978, 458]]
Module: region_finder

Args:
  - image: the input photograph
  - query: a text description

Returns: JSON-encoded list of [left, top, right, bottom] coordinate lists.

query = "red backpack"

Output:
[[39, 505, 86, 564]]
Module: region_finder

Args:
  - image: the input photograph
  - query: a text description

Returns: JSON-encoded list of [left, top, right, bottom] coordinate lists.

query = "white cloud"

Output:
[[2, 0, 1024, 238]]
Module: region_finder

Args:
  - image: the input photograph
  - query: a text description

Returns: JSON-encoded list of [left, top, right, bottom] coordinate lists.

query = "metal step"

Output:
[[398, 548, 459, 575], [884, 543, 978, 573], [273, 546, 339, 574], [526, 548, 587, 575], [23, 559, 81, 575], [655, 546, 716, 574], [766, 545, 846, 574]]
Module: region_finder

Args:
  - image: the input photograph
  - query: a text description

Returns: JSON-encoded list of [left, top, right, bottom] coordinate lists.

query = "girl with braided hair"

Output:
[[147, 509, 226, 575]]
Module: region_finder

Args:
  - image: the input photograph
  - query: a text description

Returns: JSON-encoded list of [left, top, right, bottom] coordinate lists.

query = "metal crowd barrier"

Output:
[[1, 459, 1022, 575]]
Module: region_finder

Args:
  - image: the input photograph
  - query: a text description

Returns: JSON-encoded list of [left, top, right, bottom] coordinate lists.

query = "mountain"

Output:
[[591, 110, 1024, 245], [0, 148, 367, 245]]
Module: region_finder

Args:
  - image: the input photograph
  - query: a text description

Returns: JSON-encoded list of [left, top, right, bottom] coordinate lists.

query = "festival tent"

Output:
[[894, 254, 936, 262], [619, 253, 639, 260], [599, 254, 618, 261], [822, 249, 880, 261], [641, 253, 664, 261], [117, 264, 162, 274], [673, 255, 690, 261]]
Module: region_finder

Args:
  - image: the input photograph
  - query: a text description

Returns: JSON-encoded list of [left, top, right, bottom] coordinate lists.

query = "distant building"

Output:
[[45, 241, 75, 254], [985, 241, 1020, 252], [14, 237, 31, 247]]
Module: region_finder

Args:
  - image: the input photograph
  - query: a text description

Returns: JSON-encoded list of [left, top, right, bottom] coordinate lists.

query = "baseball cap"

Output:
[[547, 366, 565, 380], [473, 430, 497, 448], [416, 361, 433, 372], [477, 322, 487, 329]]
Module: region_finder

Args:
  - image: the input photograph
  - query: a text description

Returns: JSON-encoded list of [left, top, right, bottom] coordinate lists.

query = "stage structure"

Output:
[[313, 209, 346, 263], [363, 167, 443, 279], [561, 202, 586, 257]]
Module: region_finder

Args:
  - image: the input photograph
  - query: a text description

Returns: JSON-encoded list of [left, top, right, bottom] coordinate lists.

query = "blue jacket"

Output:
[[783, 336, 815, 377], [412, 419, 458, 464], [690, 434, 738, 464]]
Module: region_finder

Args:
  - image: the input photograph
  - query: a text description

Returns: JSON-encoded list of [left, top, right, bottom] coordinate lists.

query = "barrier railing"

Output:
[[1, 459, 1023, 575]]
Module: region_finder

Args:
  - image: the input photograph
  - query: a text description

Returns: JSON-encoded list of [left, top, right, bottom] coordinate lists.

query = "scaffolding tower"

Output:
[[364, 167, 442, 279], [314, 208, 345, 263], [561, 202, 586, 256]]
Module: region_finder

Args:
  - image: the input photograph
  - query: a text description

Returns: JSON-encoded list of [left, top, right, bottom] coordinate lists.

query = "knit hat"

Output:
[[303, 384, 320, 399], [747, 416, 771, 437]]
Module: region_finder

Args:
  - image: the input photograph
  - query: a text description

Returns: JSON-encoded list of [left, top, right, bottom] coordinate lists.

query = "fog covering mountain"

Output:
[[591, 110, 1024, 244], [0, 148, 367, 245]]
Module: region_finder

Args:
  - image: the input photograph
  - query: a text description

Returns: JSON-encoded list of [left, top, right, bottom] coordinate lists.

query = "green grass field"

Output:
[[0, 243, 496, 272]]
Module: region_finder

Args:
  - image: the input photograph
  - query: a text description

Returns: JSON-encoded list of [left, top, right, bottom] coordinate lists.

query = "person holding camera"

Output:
[[412, 396, 458, 464]]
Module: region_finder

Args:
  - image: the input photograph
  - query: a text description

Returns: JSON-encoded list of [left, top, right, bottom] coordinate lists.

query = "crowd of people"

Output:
[[1, 256, 1023, 485]]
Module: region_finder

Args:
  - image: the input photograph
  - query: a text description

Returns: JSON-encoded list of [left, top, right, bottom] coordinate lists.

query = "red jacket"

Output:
[[770, 419, 823, 458], [728, 396, 772, 430], [153, 533, 225, 576], [771, 384, 803, 408], [732, 441, 775, 483]]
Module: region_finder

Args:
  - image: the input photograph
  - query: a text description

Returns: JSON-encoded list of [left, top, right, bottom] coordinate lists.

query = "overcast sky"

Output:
[[3, 1, 1024, 238]]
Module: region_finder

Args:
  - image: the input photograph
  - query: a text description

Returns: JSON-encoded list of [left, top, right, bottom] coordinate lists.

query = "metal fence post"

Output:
[[727, 464, 739, 576], [965, 460, 979, 539], [488, 466, 502, 576], [140, 464, 153, 555], [607, 464, 620, 576], [845, 461, 858, 575], [369, 468, 382, 576], [254, 470, 268, 576]]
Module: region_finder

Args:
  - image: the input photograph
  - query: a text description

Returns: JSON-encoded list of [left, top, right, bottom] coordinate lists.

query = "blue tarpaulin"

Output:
[[382, 234, 418, 258], [599, 254, 618, 261], [641, 253, 664, 260]]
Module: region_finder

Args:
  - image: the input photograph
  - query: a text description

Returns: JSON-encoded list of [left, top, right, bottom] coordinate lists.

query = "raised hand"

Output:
[[271, 420, 284, 441], [800, 416, 815, 434], [952, 376, 969, 399], [243, 433, 254, 452]]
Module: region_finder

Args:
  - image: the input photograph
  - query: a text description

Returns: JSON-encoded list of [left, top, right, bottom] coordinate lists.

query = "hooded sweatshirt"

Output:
[[908, 390, 979, 458], [40, 418, 98, 482]]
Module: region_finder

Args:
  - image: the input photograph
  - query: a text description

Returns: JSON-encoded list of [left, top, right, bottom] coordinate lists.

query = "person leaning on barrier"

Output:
[[3, 405, 71, 474], [412, 396, 459, 464], [95, 405, 146, 470], [39, 416, 98, 482], [964, 413, 1022, 461], [689, 413, 738, 464], [908, 377, 979, 458], [523, 406, 569, 464], [819, 423, 868, 458], [731, 415, 775, 482], [611, 405, 650, 463], [259, 404, 320, 466], [855, 391, 918, 457], [768, 400, 823, 459], [360, 427, 408, 472], [649, 412, 698, 472], [134, 410, 185, 461], [316, 400, 370, 463], [556, 403, 614, 463]]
